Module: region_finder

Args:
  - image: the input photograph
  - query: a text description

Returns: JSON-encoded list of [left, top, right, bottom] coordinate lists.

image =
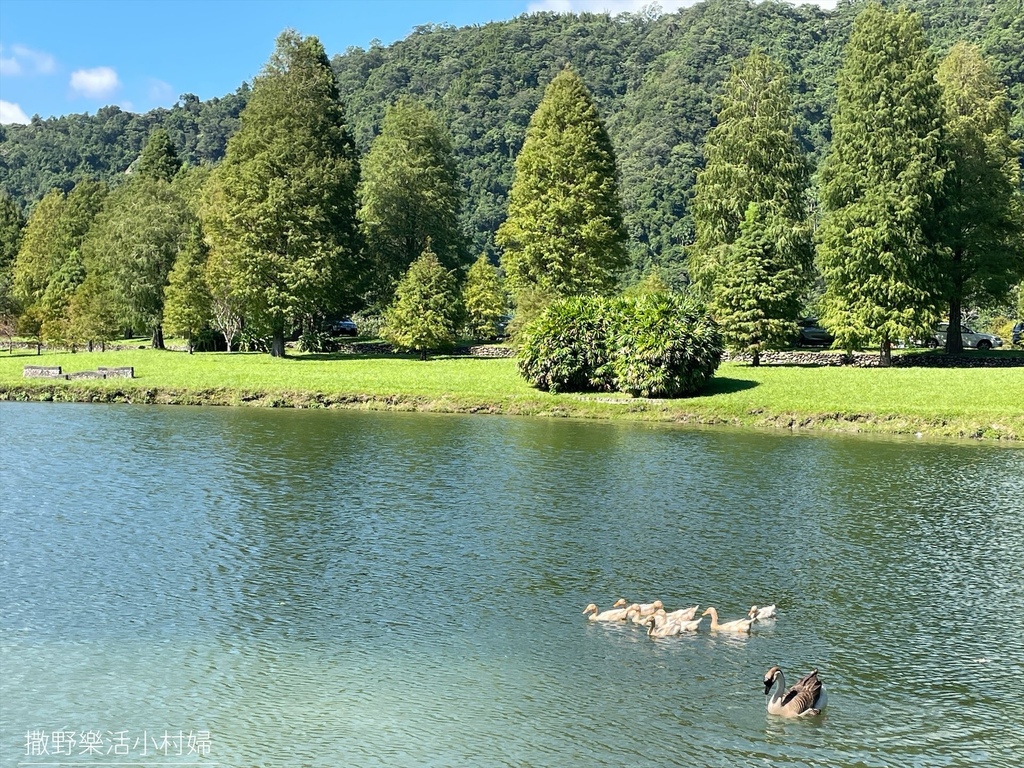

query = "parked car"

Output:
[[1013, 321, 1023, 346], [928, 322, 1002, 350], [326, 318, 358, 337], [795, 318, 834, 347]]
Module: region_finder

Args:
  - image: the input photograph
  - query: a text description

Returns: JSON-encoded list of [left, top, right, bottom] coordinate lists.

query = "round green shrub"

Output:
[[517, 292, 723, 397], [516, 296, 618, 393], [611, 293, 723, 398]]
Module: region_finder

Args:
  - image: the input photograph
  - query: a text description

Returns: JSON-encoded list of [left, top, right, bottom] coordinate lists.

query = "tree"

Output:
[[0, 191, 27, 331], [935, 43, 1024, 353], [381, 244, 460, 359], [816, 3, 946, 367], [67, 272, 120, 350], [163, 221, 213, 352], [712, 203, 806, 365], [202, 30, 363, 357], [11, 181, 107, 342], [135, 128, 182, 182], [359, 98, 466, 303], [81, 176, 193, 349], [689, 50, 812, 364], [497, 67, 627, 310], [462, 255, 507, 340]]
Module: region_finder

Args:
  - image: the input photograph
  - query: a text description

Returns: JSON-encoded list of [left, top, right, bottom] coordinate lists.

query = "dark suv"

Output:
[[795, 318, 834, 347], [327, 318, 358, 337]]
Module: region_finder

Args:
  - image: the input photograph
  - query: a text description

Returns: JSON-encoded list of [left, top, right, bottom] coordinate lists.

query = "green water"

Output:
[[1, 403, 1022, 767]]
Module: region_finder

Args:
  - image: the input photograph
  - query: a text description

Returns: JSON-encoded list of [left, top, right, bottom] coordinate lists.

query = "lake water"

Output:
[[1, 402, 1022, 767]]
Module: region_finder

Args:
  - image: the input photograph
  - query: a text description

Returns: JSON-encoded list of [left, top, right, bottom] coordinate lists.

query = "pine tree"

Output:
[[935, 42, 1024, 353], [817, 3, 946, 366], [497, 67, 627, 309], [359, 98, 466, 304], [163, 221, 213, 352], [202, 30, 363, 357], [462, 255, 507, 341], [690, 50, 812, 364], [135, 128, 182, 183], [381, 244, 460, 359]]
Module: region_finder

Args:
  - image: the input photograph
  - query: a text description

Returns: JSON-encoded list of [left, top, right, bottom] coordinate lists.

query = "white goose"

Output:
[[582, 599, 629, 622], [701, 607, 755, 634], [664, 604, 700, 623], [763, 666, 827, 717], [748, 604, 778, 621], [626, 600, 665, 623]]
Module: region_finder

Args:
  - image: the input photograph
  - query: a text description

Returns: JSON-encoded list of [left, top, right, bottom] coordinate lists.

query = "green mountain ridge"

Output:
[[1, 0, 1019, 281]]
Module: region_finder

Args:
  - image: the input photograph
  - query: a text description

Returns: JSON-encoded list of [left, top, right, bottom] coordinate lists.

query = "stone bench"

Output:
[[23, 366, 64, 378]]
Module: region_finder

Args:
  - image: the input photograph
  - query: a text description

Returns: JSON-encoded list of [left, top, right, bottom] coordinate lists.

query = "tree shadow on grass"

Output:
[[703, 376, 760, 395]]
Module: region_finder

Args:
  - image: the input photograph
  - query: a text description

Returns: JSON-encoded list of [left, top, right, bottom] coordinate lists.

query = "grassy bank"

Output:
[[1, 346, 1022, 441]]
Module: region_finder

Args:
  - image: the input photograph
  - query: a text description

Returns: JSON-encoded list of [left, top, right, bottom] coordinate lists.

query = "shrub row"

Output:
[[517, 294, 723, 398]]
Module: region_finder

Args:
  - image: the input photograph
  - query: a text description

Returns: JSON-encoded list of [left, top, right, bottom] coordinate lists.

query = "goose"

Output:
[[626, 600, 665, 623], [701, 607, 755, 634], [582, 599, 630, 621], [664, 605, 700, 623], [748, 604, 778, 621], [644, 614, 703, 637], [763, 666, 827, 717]]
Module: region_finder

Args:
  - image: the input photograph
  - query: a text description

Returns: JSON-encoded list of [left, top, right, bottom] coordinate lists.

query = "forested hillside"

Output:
[[1, 0, 1020, 282]]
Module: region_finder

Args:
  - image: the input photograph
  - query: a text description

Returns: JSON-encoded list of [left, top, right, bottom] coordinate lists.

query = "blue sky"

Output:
[[0, 0, 836, 124]]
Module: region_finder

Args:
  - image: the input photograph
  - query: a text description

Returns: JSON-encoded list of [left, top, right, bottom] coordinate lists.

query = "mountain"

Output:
[[0, 0, 1017, 281]]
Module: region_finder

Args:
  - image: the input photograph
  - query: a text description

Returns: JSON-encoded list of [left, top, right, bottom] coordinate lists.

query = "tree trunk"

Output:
[[151, 323, 165, 350], [879, 337, 892, 367], [187, 332, 194, 355], [751, 350, 761, 367], [945, 295, 963, 354], [271, 328, 286, 357]]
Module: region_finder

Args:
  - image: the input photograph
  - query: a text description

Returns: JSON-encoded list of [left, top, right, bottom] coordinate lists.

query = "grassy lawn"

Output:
[[1, 345, 1022, 441]]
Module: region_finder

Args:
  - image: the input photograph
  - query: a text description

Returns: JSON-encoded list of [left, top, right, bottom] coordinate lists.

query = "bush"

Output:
[[517, 296, 617, 393], [297, 330, 336, 353], [611, 293, 723, 397], [517, 292, 723, 397]]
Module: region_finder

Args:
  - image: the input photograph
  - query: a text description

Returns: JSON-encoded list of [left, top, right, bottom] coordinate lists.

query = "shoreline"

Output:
[[3, 379, 1021, 444]]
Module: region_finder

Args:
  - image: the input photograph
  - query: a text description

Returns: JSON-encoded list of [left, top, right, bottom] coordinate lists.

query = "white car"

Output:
[[929, 323, 1003, 350]]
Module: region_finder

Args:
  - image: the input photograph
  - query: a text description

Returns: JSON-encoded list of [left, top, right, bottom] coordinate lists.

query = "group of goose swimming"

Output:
[[582, 598, 827, 717]]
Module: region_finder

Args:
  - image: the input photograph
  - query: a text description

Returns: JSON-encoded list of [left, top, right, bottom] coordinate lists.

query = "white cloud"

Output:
[[0, 100, 31, 124], [0, 44, 56, 75], [527, 0, 836, 13], [70, 66, 120, 98]]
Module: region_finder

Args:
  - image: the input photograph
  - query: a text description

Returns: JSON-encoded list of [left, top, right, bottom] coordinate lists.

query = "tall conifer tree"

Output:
[[135, 128, 182, 183], [202, 30, 363, 356], [359, 98, 465, 304], [497, 67, 627, 310], [381, 244, 461, 359], [817, 3, 945, 366], [690, 50, 812, 364], [935, 43, 1024, 353]]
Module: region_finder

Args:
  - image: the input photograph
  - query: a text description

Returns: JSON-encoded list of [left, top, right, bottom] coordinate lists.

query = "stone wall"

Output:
[[722, 350, 1024, 367], [24, 366, 134, 380]]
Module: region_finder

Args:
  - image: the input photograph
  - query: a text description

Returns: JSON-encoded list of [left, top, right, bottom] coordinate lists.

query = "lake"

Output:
[[1, 402, 1022, 767]]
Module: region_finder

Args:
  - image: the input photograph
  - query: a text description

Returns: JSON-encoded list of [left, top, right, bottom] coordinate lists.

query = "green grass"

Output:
[[1, 345, 1022, 441]]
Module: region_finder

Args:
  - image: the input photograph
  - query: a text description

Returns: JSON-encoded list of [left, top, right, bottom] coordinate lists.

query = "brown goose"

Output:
[[763, 666, 828, 717]]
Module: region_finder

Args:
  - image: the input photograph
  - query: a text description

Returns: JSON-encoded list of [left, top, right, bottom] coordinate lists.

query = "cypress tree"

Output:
[[135, 128, 182, 183], [381, 244, 461, 359], [497, 67, 627, 310], [817, 3, 945, 366], [690, 50, 812, 364], [935, 43, 1024, 353], [202, 30, 363, 357], [462, 254, 507, 341], [163, 221, 213, 352], [359, 98, 466, 304]]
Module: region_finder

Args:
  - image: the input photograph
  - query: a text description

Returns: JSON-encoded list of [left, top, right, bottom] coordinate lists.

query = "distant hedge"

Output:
[[517, 293, 723, 397]]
